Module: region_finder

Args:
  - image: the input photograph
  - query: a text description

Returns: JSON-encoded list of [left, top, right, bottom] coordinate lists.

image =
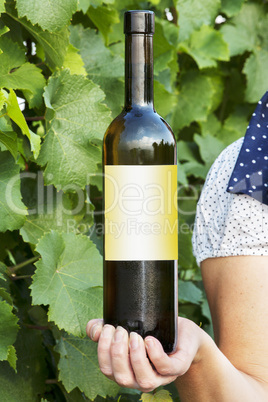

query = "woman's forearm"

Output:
[[175, 328, 268, 402]]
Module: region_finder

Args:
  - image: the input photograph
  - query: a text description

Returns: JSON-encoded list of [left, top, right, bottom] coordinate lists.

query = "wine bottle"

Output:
[[103, 10, 178, 354]]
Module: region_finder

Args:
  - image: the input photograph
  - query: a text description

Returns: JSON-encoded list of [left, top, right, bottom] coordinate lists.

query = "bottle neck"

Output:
[[124, 33, 154, 110]]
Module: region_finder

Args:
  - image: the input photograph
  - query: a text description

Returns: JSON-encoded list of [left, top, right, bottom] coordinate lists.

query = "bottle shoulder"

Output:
[[103, 108, 176, 165], [104, 108, 175, 143]]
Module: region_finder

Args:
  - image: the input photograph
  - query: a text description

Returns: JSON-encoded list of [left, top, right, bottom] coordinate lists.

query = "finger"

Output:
[[98, 324, 115, 378], [110, 327, 139, 389], [129, 332, 172, 392], [145, 336, 190, 377], [86, 319, 103, 342]]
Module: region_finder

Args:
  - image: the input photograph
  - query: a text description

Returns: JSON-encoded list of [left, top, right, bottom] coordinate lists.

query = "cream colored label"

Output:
[[104, 165, 178, 261]]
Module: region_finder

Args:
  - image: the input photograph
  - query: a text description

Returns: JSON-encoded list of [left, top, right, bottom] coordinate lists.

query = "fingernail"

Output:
[[91, 323, 103, 340], [102, 324, 113, 338], [130, 332, 139, 350], [145, 337, 154, 349], [114, 326, 124, 343]]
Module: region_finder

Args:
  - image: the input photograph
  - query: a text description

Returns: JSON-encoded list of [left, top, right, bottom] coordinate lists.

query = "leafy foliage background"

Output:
[[0, 0, 267, 400]]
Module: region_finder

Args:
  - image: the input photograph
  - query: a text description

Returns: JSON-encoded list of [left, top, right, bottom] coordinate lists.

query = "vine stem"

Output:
[[10, 274, 32, 281], [8, 255, 40, 274], [25, 116, 45, 121], [45, 379, 58, 384], [23, 323, 50, 331]]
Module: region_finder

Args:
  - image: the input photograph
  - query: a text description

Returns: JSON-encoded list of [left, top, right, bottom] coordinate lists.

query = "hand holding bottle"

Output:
[[86, 317, 207, 393]]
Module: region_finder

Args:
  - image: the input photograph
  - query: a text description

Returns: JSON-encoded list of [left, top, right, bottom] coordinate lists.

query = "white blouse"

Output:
[[192, 137, 268, 266]]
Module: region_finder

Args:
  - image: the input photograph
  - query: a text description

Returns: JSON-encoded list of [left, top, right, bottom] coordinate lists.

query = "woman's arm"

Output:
[[176, 255, 268, 401], [87, 255, 268, 400]]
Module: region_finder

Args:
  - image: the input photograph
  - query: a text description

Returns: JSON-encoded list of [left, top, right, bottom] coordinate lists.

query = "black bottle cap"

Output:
[[124, 10, 155, 34]]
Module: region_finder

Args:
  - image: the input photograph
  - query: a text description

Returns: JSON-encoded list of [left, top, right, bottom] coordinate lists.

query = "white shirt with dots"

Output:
[[192, 137, 268, 266]]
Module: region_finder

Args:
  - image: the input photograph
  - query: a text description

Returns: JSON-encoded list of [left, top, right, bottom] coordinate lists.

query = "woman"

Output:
[[86, 92, 268, 401]]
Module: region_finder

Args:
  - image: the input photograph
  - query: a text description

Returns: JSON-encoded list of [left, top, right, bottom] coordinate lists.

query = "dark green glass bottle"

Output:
[[103, 10, 178, 354]]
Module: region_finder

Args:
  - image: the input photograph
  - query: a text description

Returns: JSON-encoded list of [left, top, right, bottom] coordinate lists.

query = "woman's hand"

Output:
[[86, 317, 206, 393]]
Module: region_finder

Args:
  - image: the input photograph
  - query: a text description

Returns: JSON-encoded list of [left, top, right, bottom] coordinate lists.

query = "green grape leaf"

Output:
[[208, 73, 225, 112], [30, 231, 103, 337], [194, 133, 225, 166], [0, 300, 18, 362], [172, 71, 215, 131], [0, 265, 6, 281], [182, 161, 209, 180], [0, 131, 17, 159], [178, 219, 194, 269], [179, 25, 229, 69], [155, 56, 179, 93], [63, 44, 86, 75], [140, 390, 172, 402], [70, 25, 124, 116], [0, 36, 45, 108], [0, 62, 45, 109], [16, 0, 78, 32], [243, 49, 268, 103], [29, 25, 70, 71], [0, 89, 6, 108], [178, 280, 203, 305], [0, 261, 7, 274], [157, 17, 180, 48], [28, 306, 48, 327], [87, 5, 119, 44], [176, 0, 221, 42], [220, 3, 262, 57], [154, 80, 177, 119], [178, 185, 198, 238], [259, 15, 268, 52], [0, 35, 25, 71], [220, 25, 253, 58], [61, 386, 94, 402], [217, 106, 249, 146], [178, 141, 200, 163], [0, 107, 15, 132], [6, 89, 40, 157], [78, 0, 115, 13], [0, 327, 48, 400], [154, 21, 175, 74], [199, 114, 221, 138], [15, 327, 48, 394], [0, 362, 36, 401], [5, 2, 69, 70], [77, 0, 90, 13], [0, 151, 27, 232], [221, 0, 244, 17], [0, 0, 5, 14], [0, 23, 9, 38], [0, 287, 13, 305], [177, 161, 188, 185], [7, 345, 17, 372], [20, 177, 92, 245], [38, 69, 110, 189], [0, 265, 12, 305], [55, 333, 119, 399]]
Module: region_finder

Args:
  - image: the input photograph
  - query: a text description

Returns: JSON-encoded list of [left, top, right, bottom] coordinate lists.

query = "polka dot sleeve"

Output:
[[192, 137, 268, 266]]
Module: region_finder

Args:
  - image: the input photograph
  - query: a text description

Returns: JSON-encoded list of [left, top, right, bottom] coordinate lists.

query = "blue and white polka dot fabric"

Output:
[[227, 91, 268, 205]]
